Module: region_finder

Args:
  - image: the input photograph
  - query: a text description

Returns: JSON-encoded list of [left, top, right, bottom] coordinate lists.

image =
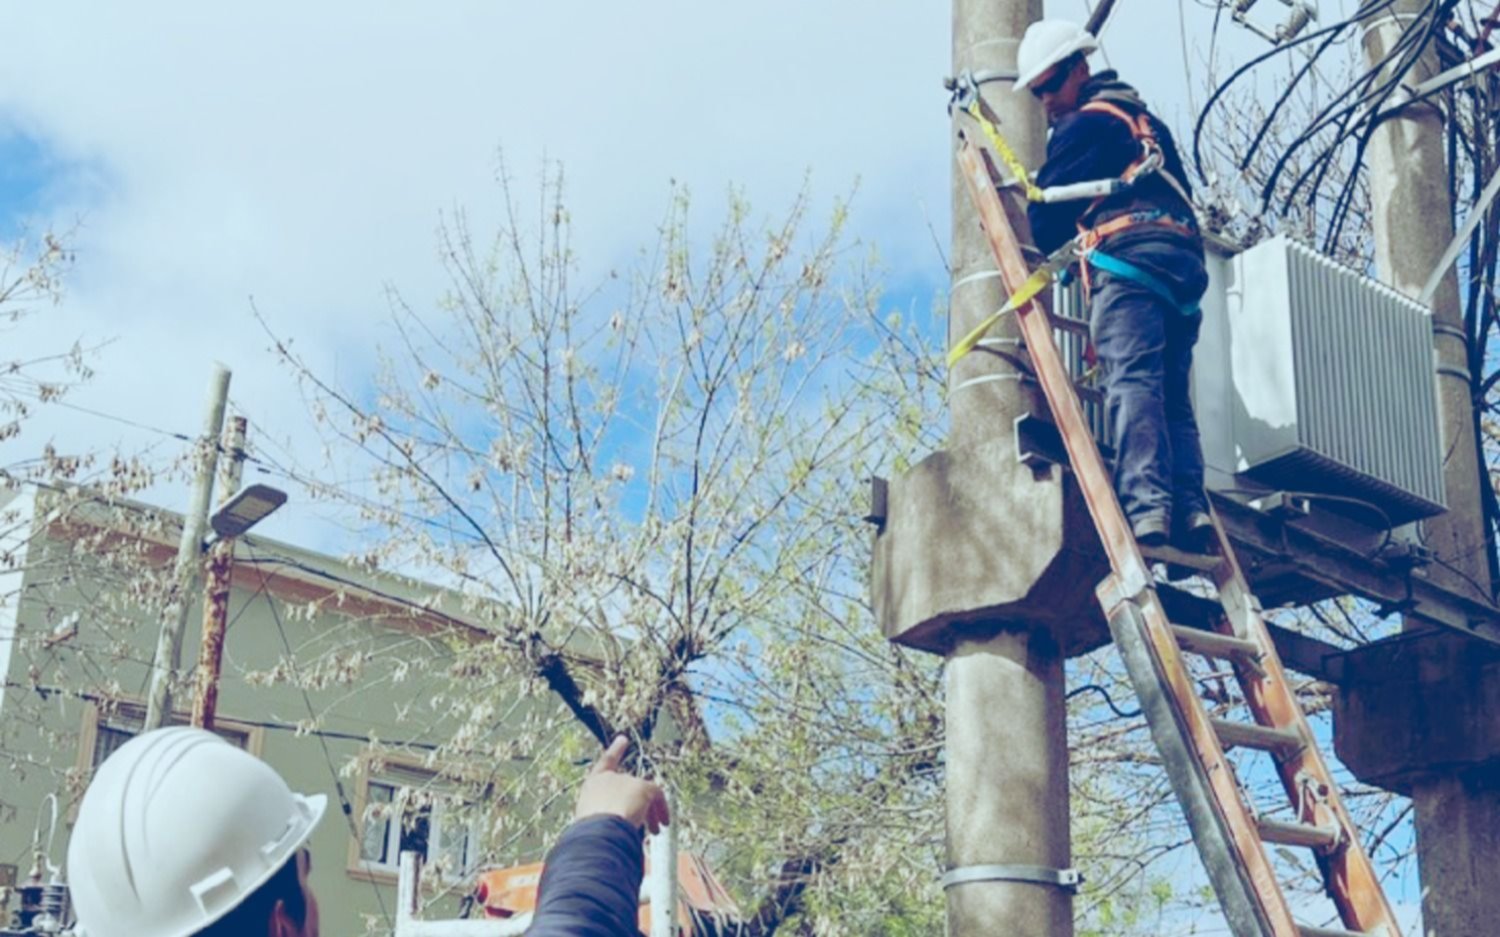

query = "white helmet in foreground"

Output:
[[68, 727, 326, 937], [1015, 20, 1099, 93]]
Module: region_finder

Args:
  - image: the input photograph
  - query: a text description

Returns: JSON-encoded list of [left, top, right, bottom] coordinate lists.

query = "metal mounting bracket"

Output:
[[940, 864, 1083, 893]]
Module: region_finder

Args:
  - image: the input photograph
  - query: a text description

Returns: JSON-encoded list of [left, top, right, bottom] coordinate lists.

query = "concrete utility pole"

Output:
[[191, 414, 247, 732], [872, 1, 1095, 934], [1362, 4, 1492, 601], [144, 364, 230, 730], [945, 5, 1073, 935], [1336, 6, 1500, 934]]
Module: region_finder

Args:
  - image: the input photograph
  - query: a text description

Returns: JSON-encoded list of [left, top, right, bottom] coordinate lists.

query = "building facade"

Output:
[[0, 485, 554, 936]]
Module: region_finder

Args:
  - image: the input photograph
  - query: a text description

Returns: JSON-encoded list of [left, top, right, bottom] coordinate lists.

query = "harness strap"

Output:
[[1077, 209, 1197, 252], [1085, 249, 1201, 317], [1075, 100, 1197, 233], [1080, 101, 1154, 148]]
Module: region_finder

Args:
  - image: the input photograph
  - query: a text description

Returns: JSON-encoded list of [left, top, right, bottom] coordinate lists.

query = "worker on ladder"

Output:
[[1016, 20, 1213, 553]]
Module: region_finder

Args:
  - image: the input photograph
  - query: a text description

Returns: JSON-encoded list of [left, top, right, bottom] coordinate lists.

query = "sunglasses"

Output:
[[1030, 67, 1071, 99]]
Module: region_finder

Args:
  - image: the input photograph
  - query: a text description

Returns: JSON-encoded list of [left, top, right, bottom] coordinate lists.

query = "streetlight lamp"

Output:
[[210, 483, 287, 538]]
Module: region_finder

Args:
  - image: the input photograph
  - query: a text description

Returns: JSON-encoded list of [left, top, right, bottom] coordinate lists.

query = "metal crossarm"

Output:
[[954, 135, 1403, 937]]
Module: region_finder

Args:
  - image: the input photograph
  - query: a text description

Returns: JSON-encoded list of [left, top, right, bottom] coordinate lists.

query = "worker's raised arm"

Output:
[[526, 737, 670, 937]]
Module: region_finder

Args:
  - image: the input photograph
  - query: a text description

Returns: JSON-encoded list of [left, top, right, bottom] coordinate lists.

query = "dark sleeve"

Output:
[[1027, 111, 1138, 254], [526, 815, 644, 937]]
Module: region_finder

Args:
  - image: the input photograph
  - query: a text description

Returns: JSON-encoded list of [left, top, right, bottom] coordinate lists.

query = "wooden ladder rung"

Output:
[[1211, 718, 1305, 756], [1257, 817, 1343, 852], [1298, 925, 1376, 937], [1171, 625, 1263, 663], [1074, 383, 1104, 404], [1049, 314, 1090, 335], [1019, 373, 1104, 403]]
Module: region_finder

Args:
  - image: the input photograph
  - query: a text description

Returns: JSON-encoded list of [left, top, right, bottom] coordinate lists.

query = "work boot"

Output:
[[1131, 511, 1170, 549], [1176, 510, 1215, 555]]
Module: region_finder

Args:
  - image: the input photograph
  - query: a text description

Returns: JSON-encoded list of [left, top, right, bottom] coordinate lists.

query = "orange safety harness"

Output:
[[1070, 100, 1199, 309], [1073, 100, 1196, 236]]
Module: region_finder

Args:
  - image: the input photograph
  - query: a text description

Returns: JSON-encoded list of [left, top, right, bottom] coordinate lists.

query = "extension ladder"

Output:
[[954, 137, 1403, 937]]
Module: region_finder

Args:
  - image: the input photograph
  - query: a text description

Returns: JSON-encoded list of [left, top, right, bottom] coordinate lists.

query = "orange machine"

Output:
[[473, 851, 741, 936]]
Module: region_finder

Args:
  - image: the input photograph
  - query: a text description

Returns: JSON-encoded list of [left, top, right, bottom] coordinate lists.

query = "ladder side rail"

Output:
[[954, 139, 1150, 596], [1208, 516, 1404, 936], [957, 138, 1301, 937], [1100, 579, 1299, 937]]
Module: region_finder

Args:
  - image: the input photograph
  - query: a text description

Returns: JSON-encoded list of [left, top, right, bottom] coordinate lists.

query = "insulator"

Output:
[[1277, 3, 1315, 42], [1234, 0, 1259, 13], [15, 882, 68, 934]]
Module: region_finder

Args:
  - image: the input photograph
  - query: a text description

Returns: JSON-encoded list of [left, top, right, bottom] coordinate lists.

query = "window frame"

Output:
[[74, 699, 265, 816], [76, 699, 264, 770], [346, 753, 485, 886]]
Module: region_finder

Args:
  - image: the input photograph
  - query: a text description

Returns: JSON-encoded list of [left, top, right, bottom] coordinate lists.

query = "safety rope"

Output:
[[947, 242, 1077, 368], [947, 71, 1046, 202], [965, 98, 1046, 203]]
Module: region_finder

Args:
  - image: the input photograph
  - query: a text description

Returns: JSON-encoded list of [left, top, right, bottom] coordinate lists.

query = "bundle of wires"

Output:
[[1193, 0, 1500, 594], [1192, 0, 1458, 252]]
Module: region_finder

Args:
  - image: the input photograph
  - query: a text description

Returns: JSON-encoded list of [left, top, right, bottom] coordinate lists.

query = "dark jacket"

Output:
[[527, 815, 645, 936], [1027, 71, 1202, 282]]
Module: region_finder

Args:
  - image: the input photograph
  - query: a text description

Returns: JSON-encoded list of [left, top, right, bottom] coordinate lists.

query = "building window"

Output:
[[81, 701, 258, 775], [353, 761, 482, 883]]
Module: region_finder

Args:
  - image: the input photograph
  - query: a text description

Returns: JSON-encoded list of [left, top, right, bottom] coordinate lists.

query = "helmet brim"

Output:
[[1014, 35, 1098, 94], [174, 793, 329, 937]]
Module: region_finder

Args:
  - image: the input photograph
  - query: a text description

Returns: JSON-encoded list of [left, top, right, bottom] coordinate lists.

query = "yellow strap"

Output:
[[946, 265, 1055, 368], [966, 99, 1044, 203]]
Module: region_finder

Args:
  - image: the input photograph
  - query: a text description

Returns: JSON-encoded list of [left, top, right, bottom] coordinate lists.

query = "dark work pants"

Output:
[[1089, 265, 1208, 528]]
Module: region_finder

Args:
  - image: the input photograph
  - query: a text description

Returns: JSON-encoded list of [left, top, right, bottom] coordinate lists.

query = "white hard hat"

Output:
[[1014, 20, 1098, 93], [67, 727, 326, 937]]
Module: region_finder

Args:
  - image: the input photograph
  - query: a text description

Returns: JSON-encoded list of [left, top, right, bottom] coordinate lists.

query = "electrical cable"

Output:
[[1239, 10, 1383, 178], [1321, 2, 1455, 246], [1191, 0, 1402, 179], [1214, 487, 1396, 558], [1269, 0, 1441, 217], [22, 397, 193, 442], [1066, 682, 1142, 719], [1190, 0, 1476, 248], [1276, 31, 1424, 201], [1264, 1, 1450, 244]]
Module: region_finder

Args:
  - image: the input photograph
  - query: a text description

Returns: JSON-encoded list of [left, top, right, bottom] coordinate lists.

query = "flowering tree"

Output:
[[262, 163, 1243, 934], [260, 168, 953, 933]]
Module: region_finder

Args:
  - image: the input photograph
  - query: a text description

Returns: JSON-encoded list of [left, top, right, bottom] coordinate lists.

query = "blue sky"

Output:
[[0, 132, 70, 239]]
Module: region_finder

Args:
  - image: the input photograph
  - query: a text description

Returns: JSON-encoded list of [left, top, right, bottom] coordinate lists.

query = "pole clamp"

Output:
[[1436, 363, 1472, 383], [940, 864, 1083, 893], [943, 69, 1020, 116]]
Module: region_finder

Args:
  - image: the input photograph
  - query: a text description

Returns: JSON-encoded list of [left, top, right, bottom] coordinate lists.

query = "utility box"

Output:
[[1060, 234, 1446, 527], [1217, 235, 1445, 523]]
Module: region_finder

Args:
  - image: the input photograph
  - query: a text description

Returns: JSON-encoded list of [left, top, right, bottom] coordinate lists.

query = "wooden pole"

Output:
[[191, 415, 247, 731]]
